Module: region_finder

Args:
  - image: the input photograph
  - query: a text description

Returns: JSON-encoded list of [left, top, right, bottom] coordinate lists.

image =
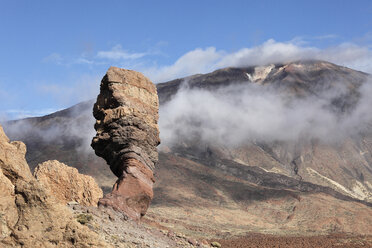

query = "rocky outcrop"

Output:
[[34, 160, 103, 206], [91, 67, 160, 220], [0, 125, 109, 247]]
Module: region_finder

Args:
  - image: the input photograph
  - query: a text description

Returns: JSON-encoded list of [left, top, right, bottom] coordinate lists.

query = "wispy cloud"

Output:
[[42, 53, 63, 64], [43, 44, 149, 66], [74, 58, 94, 64], [42, 53, 95, 66], [96, 45, 147, 60], [142, 47, 223, 82], [312, 34, 339, 40], [4, 108, 62, 120]]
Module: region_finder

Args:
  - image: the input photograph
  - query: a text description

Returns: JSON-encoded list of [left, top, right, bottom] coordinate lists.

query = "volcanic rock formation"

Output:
[[0, 125, 108, 247], [91, 66, 160, 220], [34, 160, 103, 206]]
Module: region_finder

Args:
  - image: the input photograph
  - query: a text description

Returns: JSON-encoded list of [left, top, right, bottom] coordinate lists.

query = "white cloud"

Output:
[[160, 79, 372, 146], [312, 34, 338, 40], [42, 53, 96, 66], [74, 58, 94, 64], [143, 47, 223, 82], [97, 45, 147, 60], [5, 108, 62, 119], [142, 39, 372, 83], [44, 45, 149, 66], [217, 39, 317, 68], [42, 53, 63, 64], [318, 43, 372, 73]]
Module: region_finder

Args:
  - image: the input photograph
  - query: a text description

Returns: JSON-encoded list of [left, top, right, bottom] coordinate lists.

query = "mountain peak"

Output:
[[157, 60, 369, 103]]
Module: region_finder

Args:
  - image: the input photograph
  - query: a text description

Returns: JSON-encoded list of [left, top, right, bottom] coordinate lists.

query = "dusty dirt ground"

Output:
[[68, 203, 211, 248], [213, 233, 372, 248], [67, 203, 372, 248]]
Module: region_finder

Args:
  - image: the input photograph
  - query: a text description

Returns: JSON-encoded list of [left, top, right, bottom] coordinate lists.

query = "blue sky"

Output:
[[0, 0, 372, 119]]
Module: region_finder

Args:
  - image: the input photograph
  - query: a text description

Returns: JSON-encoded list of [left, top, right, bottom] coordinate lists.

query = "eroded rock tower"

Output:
[[91, 67, 160, 220]]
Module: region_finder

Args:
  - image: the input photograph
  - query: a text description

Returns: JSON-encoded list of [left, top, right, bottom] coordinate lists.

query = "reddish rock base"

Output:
[[98, 159, 155, 220]]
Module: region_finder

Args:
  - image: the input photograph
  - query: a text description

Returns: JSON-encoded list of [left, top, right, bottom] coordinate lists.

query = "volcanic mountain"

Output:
[[3, 60, 372, 238]]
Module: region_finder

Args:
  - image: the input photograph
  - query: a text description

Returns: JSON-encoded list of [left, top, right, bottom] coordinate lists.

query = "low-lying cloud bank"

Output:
[[159, 78, 372, 147], [3, 76, 372, 154], [2, 101, 96, 156]]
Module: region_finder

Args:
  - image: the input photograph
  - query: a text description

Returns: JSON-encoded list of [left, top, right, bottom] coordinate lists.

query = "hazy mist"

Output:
[[159, 78, 372, 147], [2, 73, 372, 154]]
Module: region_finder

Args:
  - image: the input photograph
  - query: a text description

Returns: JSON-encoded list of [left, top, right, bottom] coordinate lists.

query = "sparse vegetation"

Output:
[[76, 213, 93, 225], [211, 241, 221, 247]]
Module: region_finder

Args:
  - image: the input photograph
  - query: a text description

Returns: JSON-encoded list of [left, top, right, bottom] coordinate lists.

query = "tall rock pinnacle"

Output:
[[91, 67, 160, 220]]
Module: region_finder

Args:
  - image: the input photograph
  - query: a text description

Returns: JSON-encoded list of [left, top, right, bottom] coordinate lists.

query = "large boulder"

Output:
[[0, 125, 109, 247], [34, 160, 103, 206], [91, 67, 160, 220]]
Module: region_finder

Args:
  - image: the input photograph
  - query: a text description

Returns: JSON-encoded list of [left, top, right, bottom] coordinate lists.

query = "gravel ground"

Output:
[[67, 203, 372, 248], [67, 203, 210, 248], [214, 233, 372, 248]]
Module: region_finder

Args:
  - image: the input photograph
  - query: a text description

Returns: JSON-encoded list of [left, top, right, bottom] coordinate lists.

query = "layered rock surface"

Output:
[[34, 160, 103, 206], [91, 67, 160, 220], [0, 125, 108, 247]]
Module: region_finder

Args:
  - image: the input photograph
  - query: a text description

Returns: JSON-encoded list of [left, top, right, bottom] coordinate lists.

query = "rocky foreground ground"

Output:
[[69, 202, 372, 248], [68, 203, 211, 248], [214, 234, 372, 248]]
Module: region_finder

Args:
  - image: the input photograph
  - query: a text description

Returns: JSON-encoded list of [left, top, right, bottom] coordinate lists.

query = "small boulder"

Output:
[[211, 241, 222, 248], [188, 238, 197, 246], [34, 160, 103, 206]]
